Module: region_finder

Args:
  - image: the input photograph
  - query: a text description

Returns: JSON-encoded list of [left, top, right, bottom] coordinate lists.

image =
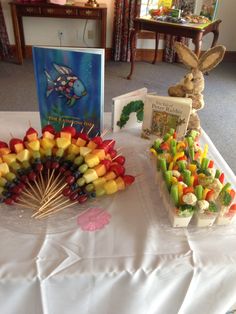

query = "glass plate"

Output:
[[0, 195, 114, 234]]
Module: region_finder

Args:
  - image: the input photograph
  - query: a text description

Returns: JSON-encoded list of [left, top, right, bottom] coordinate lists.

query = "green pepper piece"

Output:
[[215, 169, 221, 179]]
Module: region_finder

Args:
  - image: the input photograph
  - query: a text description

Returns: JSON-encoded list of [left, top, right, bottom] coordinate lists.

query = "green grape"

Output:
[[95, 187, 106, 197], [65, 153, 76, 161], [79, 163, 88, 173], [10, 161, 21, 171], [5, 172, 16, 182], [45, 148, 52, 156], [56, 148, 64, 157], [74, 155, 84, 166], [32, 151, 41, 159], [76, 177, 86, 187], [0, 177, 7, 187], [22, 160, 31, 169], [85, 183, 94, 192]]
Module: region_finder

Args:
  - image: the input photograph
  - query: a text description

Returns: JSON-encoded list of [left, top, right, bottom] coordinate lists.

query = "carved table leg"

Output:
[[193, 32, 203, 57], [211, 27, 220, 48], [127, 28, 137, 80], [152, 32, 160, 64]]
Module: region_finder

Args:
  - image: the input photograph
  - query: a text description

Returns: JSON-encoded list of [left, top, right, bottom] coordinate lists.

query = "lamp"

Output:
[[85, 0, 99, 7]]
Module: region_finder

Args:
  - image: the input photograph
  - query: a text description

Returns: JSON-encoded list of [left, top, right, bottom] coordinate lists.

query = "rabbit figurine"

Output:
[[168, 42, 226, 131]]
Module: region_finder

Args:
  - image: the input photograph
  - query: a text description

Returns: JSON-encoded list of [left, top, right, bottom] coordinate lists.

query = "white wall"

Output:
[[2, 0, 115, 48], [2, 0, 236, 51]]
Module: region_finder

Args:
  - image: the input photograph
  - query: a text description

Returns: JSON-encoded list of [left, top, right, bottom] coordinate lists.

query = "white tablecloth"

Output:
[[0, 112, 236, 314]]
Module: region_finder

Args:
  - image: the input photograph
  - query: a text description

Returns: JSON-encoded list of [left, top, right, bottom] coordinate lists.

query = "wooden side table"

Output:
[[9, 1, 107, 64], [127, 18, 221, 79]]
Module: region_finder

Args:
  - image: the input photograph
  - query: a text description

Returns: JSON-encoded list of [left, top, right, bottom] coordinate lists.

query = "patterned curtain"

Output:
[[0, 1, 12, 60], [113, 0, 141, 62]]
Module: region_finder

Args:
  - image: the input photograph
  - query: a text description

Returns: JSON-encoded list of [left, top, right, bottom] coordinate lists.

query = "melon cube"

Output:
[[104, 180, 118, 194], [93, 164, 106, 177], [27, 133, 37, 142], [60, 131, 71, 140], [115, 177, 125, 190], [0, 162, 10, 175], [43, 131, 55, 139], [85, 154, 100, 168], [2, 153, 17, 165], [83, 169, 98, 184], [0, 148, 11, 156], [87, 140, 97, 150], [76, 138, 87, 147], [92, 149, 105, 160], [14, 143, 24, 153], [104, 171, 116, 180]]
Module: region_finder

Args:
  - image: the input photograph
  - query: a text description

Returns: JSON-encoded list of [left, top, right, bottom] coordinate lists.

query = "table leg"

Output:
[[193, 33, 203, 57], [152, 32, 160, 64], [211, 28, 219, 48], [127, 29, 137, 80], [10, 4, 23, 64]]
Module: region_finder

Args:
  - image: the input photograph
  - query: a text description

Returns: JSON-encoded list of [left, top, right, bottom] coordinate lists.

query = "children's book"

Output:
[[112, 88, 148, 133], [33, 46, 104, 137], [141, 95, 192, 140]]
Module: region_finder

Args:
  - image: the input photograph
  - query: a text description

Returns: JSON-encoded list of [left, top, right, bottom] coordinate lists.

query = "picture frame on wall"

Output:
[[194, 0, 219, 20]]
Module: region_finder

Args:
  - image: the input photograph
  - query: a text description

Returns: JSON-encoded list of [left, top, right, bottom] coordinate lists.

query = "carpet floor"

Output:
[[0, 59, 235, 174]]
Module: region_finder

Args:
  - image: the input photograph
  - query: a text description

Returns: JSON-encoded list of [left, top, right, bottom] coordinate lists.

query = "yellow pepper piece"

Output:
[[198, 173, 205, 179], [173, 151, 184, 162], [168, 161, 174, 170], [172, 177, 178, 184], [177, 142, 186, 151], [203, 188, 211, 200], [190, 176, 195, 186], [188, 163, 197, 173], [178, 183, 183, 199], [202, 144, 208, 159], [150, 148, 157, 157]]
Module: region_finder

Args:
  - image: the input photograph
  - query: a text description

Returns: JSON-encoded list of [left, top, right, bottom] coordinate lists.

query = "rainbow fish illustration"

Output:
[[45, 63, 87, 107]]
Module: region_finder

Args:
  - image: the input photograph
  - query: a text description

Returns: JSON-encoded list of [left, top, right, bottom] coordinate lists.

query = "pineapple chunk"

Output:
[[2, 153, 17, 165], [41, 138, 56, 150], [16, 149, 30, 162], [93, 177, 107, 189], [80, 146, 92, 157], [84, 154, 100, 168], [27, 140, 40, 151], [104, 180, 118, 195], [0, 162, 10, 175], [83, 169, 98, 184], [68, 144, 80, 155], [56, 137, 71, 149]]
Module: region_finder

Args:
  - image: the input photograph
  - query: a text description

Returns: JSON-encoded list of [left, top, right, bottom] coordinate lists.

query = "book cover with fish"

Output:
[[32, 46, 104, 136]]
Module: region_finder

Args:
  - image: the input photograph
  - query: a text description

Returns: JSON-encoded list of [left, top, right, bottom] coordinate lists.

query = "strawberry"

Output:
[[61, 126, 76, 137]]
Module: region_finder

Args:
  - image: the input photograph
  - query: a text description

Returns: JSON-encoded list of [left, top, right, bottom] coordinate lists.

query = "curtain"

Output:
[[113, 0, 141, 62], [0, 1, 12, 60]]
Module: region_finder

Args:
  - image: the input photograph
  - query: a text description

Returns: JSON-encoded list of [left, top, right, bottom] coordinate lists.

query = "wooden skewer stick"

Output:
[[87, 124, 94, 135], [36, 200, 78, 219], [25, 181, 42, 201], [42, 171, 62, 199], [35, 197, 72, 218], [43, 168, 55, 198], [33, 178, 44, 198], [44, 177, 65, 200], [39, 171, 46, 192], [36, 183, 67, 213], [21, 189, 42, 203], [101, 128, 110, 137], [112, 153, 122, 161], [18, 198, 39, 209]]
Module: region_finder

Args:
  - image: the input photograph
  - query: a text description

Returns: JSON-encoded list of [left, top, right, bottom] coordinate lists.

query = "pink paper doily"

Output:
[[77, 207, 111, 231]]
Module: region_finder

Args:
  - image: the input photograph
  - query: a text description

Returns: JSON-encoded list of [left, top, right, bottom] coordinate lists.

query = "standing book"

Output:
[[33, 46, 104, 137], [142, 95, 192, 140]]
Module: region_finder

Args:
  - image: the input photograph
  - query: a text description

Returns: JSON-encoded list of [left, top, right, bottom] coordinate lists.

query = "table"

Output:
[[0, 111, 236, 314], [127, 18, 221, 79], [9, 1, 107, 64]]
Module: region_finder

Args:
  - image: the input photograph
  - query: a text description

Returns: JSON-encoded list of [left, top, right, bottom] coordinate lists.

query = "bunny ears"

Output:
[[174, 42, 226, 73]]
